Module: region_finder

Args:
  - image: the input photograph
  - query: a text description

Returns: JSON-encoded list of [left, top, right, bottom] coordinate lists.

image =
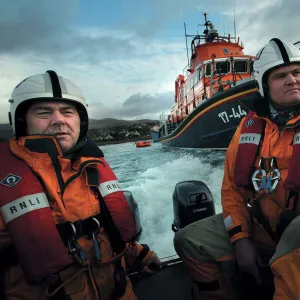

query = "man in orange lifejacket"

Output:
[[174, 38, 300, 299], [0, 70, 161, 300]]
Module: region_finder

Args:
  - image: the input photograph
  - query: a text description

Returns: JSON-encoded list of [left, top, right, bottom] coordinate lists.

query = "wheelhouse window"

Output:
[[196, 66, 202, 82], [234, 61, 248, 73], [183, 86, 186, 98], [193, 75, 197, 87], [215, 61, 230, 74], [189, 76, 194, 89], [250, 61, 254, 74], [205, 63, 212, 76]]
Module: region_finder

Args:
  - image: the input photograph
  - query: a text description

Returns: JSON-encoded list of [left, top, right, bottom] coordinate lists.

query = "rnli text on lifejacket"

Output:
[[0, 193, 49, 223], [99, 180, 122, 197], [239, 133, 261, 145]]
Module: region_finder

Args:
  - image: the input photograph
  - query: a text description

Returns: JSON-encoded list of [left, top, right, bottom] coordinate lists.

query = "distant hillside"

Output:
[[0, 118, 159, 141], [89, 118, 158, 129]]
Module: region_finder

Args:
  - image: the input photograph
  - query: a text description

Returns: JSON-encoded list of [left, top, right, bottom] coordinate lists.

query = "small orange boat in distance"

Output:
[[135, 141, 152, 148]]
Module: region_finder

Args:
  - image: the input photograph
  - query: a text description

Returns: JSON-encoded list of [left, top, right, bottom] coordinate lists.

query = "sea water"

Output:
[[101, 142, 226, 259]]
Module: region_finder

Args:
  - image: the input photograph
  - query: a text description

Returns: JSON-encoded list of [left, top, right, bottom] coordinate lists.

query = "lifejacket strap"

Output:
[[24, 138, 65, 193], [252, 198, 278, 243], [113, 259, 127, 298], [228, 226, 242, 238], [129, 244, 150, 272], [96, 249, 127, 266], [286, 190, 299, 210], [46, 265, 94, 298]]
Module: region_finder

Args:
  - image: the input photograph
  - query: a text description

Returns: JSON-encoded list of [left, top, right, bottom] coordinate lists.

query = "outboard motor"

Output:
[[172, 180, 215, 231], [123, 191, 142, 241]]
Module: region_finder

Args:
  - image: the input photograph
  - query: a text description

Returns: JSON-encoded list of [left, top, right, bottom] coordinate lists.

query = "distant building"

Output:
[[95, 135, 103, 141], [150, 125, 161, 139], [125, 131, 140, 138], [104, 132, 114, 140]]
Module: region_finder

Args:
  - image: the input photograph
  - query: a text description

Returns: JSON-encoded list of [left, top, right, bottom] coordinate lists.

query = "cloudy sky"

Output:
[[0, 0, 299, 123]]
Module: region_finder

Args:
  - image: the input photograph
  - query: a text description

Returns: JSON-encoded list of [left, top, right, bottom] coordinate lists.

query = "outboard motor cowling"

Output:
[[123, 191, 142, 241], [172, 180, 215, 231]]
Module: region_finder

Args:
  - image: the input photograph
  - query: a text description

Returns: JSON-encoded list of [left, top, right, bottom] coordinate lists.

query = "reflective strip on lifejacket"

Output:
[[99, 180, 122, 197], [293, 133, 300, 145], [0, 193, 49, 223], [239, 133, 261, 145], [224, 215, 233, 229]]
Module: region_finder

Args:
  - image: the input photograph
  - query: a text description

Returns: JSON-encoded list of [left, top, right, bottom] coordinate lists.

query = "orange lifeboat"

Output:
[[135, 141, 151, 148]]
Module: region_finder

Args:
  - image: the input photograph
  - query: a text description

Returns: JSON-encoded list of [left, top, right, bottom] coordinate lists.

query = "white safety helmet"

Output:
[[9, 70, 89, 139], [253, 38, 300, 98]]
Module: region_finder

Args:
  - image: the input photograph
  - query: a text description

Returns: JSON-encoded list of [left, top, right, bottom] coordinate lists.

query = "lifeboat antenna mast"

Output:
[[184, 22, 189, 66], [203, 12, 209, 31], [182, 3, 190, 66], [233, 0, 237, 42]]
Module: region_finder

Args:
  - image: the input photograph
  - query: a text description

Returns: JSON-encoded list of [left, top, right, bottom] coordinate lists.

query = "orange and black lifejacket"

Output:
[[0, 136, 138, 290]]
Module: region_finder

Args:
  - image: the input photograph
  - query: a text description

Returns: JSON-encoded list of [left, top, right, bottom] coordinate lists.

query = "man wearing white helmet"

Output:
[[0, 70, 160, 300], [9, 70, 90, 151], [174, 38, 300, 299]]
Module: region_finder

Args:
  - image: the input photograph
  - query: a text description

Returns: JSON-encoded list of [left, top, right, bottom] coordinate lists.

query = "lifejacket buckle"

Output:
[[67, 223, 87, 266], [91, 217, 102, 261], [270, 157, 278, 170], [252, 157, 280, 194], [252, 169, 267, 192], [92, 217, 100, 234], [268, 168, 280, 193], [258, 157, 264, 169]]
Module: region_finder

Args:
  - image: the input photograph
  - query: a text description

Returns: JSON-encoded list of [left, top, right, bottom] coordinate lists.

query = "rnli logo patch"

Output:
[[245, 118, 254, 128], [0, 173, 22, 188]]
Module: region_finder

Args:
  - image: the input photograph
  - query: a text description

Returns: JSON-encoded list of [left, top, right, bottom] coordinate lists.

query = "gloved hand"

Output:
[[234, 238, 262, 285], [142, 252, 161, 274]]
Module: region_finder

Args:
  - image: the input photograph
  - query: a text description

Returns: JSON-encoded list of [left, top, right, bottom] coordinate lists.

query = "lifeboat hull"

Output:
[[157, 81, 258, 149]]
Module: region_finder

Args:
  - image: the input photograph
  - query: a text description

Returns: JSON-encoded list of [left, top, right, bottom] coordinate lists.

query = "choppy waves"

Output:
[[101, 142, 226, 258]]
